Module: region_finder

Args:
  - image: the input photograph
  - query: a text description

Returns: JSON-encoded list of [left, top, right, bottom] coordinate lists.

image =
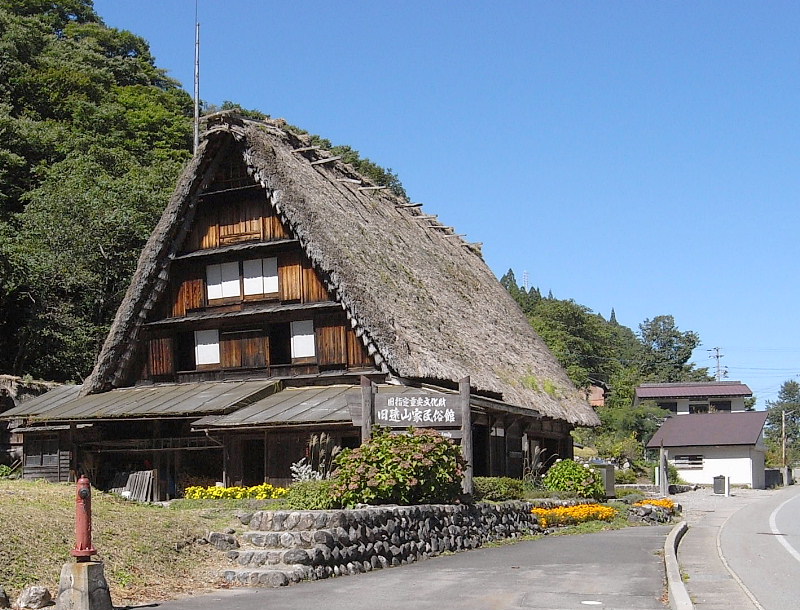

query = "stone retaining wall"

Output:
[[224, 499, 586, 586]]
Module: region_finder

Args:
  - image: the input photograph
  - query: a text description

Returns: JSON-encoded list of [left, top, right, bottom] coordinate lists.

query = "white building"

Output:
[[647, 411, 768, 489], [635, 381, 752, 415]]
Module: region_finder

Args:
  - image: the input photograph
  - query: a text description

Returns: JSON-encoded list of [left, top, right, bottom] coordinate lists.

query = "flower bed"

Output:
[[532, 503, 617, 528], [633, 498, 675, 511], [184, 483, 288, 500]]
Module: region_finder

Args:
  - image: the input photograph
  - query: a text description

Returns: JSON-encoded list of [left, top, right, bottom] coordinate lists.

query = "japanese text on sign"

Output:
[[373, 393, 462, 428]]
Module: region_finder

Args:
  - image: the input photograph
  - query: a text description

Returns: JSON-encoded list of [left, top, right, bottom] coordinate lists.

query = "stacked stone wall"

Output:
[[223, 500, 587, 586]]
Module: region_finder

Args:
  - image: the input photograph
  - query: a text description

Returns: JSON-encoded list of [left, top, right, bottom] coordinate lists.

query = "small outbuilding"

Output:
[[647, 411, 768, 489]]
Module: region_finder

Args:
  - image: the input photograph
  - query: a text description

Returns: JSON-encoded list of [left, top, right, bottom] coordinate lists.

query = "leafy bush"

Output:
[[523, 488, 580, 500], [284, 480, 340, 510], [614, 468, 637, 484], [0, 465, 19, 479], [616, 492, 646, 505], [183, 483, 288, 500], [331, 427, 466, 507], [473, 477, 525, 501], [542, 459, 605, 500]]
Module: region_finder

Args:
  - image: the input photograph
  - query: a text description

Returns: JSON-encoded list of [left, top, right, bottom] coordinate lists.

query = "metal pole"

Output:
[[783, 409, 787, 467], [193, 3, 200, 154]]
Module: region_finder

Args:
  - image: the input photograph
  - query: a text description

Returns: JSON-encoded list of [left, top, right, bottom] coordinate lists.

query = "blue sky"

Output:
[[93, 1, 800, 407]]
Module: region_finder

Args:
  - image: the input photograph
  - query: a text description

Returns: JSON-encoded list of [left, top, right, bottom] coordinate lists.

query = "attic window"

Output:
[[206, 258, 279, 303], [243, 257, 278, 296], [206, 262, 239, 300]]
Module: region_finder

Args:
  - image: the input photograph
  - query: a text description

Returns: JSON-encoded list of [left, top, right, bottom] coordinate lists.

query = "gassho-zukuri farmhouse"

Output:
[[3, 113, 599, 498]]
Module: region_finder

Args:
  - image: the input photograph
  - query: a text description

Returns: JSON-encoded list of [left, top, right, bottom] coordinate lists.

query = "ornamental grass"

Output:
[[633, 498, 675, 510], [532, 503, 617, 528], [183, 482, 288, 500]]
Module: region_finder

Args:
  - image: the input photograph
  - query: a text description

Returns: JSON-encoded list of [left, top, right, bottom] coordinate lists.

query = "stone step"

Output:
[[221, 567, 308, 587]]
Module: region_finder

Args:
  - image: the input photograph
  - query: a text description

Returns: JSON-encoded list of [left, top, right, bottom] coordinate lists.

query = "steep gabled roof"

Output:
[[636, 381, 752, 401], [82, 113, 598, 427], [646, 411, 768, 448]]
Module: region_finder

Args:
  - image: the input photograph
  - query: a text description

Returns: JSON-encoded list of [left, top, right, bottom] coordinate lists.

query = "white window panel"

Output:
[[242, 258, 263, 295], [290, 320, 315, 358], [194, 329, 220, 365], [206, 262, 240, 300], [220, 261, 240, 298], [243, 257, 278, 296], [206, 264, 223, 301], [263, 257, 278, 293]]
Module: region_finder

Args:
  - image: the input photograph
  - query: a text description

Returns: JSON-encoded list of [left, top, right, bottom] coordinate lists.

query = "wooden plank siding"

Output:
[[148, 337, 175, 377], [184, 195, 289, 254], [316, 315, 347, 366], [172, 268, 204, 317], [347, 326, 373, 367], [278, 250, 303, 302]]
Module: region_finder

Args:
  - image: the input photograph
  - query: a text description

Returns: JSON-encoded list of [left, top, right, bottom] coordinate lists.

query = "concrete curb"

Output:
[[665, 521, 693, 610]]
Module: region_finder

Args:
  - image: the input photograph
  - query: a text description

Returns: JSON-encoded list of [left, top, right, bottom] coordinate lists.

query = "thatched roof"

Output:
[[82, 113, 598, 427]]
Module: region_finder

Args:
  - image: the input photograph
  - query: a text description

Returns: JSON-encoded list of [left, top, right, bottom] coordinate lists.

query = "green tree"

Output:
[[637, 315, 711, 382], [529, 299, 616, 387], [0, 1, 192, 379], [765, 380, 800, 466]]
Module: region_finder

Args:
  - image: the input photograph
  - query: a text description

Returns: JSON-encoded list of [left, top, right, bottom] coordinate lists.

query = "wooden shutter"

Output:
[[316, 316, 347, 366], [148, 337, 175, 376], [279, 250, 302, 302]]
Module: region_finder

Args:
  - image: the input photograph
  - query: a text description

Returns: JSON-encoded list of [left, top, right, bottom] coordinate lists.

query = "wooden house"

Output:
[[3, 113, 598, 495]]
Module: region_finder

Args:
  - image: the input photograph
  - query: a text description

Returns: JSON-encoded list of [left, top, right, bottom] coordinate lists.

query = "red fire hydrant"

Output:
[[70, 475, 97, 561]]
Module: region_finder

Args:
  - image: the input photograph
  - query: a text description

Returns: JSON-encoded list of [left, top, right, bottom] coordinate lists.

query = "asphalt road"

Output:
[[150, 525, 670, 610], [719, 484, 800, 610]]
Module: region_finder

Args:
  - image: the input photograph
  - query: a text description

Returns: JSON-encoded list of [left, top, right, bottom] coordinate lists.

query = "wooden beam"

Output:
[[443, 234, 466, 238], [337, 178, 362, 184], [292, 146, 320, 153], [460, 377, 473, 496], [395, 202, 423, 208], [360, 376, 374, 442], [358, 185, 387, 191], [414, 214, 438, 220], [310, 156, 342, 166]]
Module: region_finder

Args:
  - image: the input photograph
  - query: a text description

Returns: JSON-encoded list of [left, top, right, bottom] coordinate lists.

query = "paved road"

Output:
[[152, 526, 671, 610], [719, 485, 800, 610]]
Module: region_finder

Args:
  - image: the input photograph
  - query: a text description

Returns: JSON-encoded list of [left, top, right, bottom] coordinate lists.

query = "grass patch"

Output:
[[0, 480, 241, 606]]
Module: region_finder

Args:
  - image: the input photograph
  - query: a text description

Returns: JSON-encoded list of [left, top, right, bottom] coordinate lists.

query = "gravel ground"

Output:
[[669, 486, 777, 523]]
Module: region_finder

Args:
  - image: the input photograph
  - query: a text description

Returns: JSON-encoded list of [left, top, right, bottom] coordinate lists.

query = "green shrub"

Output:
[[615, 487, 643, 498], [0, 465, 19, 479], [284, 480, 340, 510], [542, 459, 605, 500], [523, 488, 580, 500], [473, 477, 525, 501], [614, 468, 637, 484], [331, 427, 466, 507]]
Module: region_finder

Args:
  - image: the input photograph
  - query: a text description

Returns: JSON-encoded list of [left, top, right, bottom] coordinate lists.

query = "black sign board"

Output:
[[372, 393, 462, 428]]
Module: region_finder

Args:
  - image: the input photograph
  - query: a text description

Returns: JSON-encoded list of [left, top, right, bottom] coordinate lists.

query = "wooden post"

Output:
[[459, 376, 473, 495], [360, 376, 374, 443], [659, 444, 669, 497]]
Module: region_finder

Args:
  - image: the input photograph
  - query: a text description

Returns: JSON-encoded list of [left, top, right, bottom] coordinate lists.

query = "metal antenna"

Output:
[[193, 0, 200, 154]]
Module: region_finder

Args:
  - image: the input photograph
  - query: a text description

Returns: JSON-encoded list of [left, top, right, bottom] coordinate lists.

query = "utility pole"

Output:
[[708, 347, 725, 381]]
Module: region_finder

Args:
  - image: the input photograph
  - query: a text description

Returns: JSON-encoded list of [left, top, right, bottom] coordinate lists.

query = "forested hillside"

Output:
[[0, 1, 404, 382], [0, 0, 193, 380], [500, 270, 714, 458]]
